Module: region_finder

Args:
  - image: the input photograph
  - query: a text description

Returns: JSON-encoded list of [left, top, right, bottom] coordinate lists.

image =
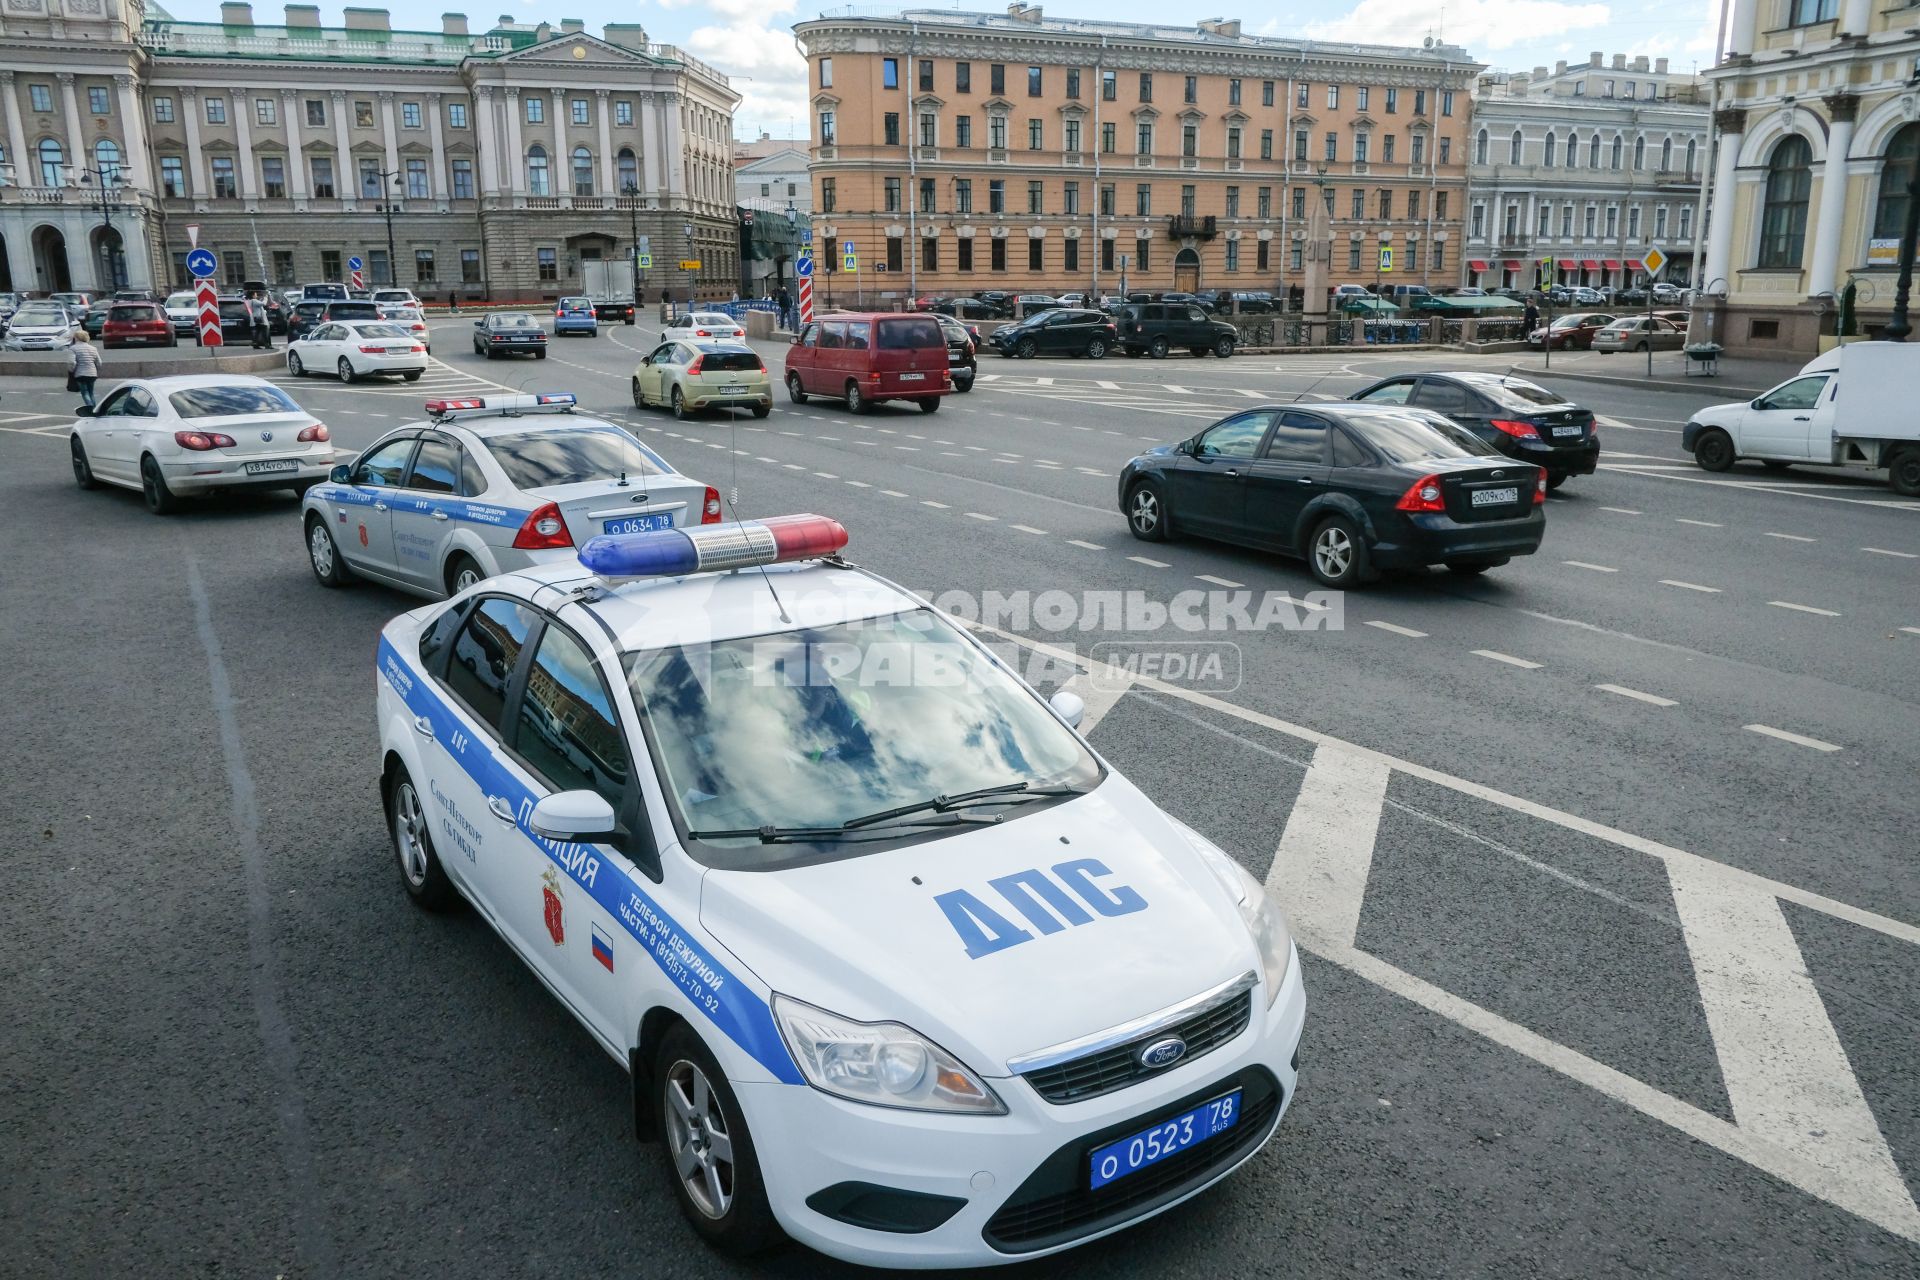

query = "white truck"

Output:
[[580, 258, 636, 325], [1682, 340, 1920, 495]]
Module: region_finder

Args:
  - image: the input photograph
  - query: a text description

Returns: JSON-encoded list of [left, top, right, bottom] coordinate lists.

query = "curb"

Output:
[[0, 350, 288, 378], [1505, 364, 1769, 399]]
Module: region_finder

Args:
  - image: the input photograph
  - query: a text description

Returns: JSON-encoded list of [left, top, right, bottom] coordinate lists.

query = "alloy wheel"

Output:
[[665, 1059, 736, 1220]]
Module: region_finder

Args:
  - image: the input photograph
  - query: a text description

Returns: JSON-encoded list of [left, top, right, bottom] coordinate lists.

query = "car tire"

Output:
[[1126, 479, 1171, 542], [785, 373, 808, 404], [386, 765, 457, 912], [1634, 341, 1649, 353], [1308, 515, 1374, 588], [1446, 558, 1508, 576], [632, 376, 649, 410], [443, 553, 485, 597], [917, 397, 940, 414], [671, 387, 690, 421], [305, 514, 353, 587], [1888, 447, 1920, 497], [953, 371, 975, 393], [71, 436, 99, 489], [287, 352, 305, 376], [1693, 427, 1736, 472], [846, 381, 868, 414], [1085, 339, 1108, 360], [140, 455, 180, 515], [1016, 338, 1038, 359], [337, 357, 357, 384], [535, 350, 547, 360], [1148, 336, 1170, 359], [1213, 337, 1235, 358], [654, 1023, 782, 1258], [751, 403, 771, 419], [403, 371, 422, 383], [1546, 472, 1569, 491]]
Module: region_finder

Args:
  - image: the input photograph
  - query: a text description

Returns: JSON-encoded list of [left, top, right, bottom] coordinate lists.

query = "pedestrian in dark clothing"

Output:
[[448, 290, 459, 314], [777, 286, 793, 330], [1523, 301, 1540, 333]]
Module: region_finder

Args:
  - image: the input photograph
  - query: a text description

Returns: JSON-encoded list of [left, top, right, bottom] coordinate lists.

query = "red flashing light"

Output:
[[762, 514, 850, 560], [512, 501, 574, 550], [1394, 474, 1447, 513], [424, 398, 485, 415]]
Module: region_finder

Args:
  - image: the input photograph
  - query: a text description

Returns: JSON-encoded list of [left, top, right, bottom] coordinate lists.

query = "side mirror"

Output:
[[329, 463, 351, 483], [530, 790, 620, 843], [640, 355, 652, 365], [1049, 689, 1086, 729], [74, 405, 95, 418], [788, 334, 800, 345], [472, 318, 485, 328]]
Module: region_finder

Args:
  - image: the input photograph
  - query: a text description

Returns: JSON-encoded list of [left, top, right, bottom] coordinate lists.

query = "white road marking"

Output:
[[1595, 683, 1678, 707], [782, 464, 805, 470], [920, 499, 950, 508], [1473, 649, 1542, 669], [1266, 746, 1393, 952], [1067, 539, 1106, 550], [1764, 531, 1817, 543], [1010, 524, 1049, 535], [1274, 592, 1330, 612], [1196, 574, 1244, 588], [1675, 518, 1723, 528], [845, 480, 872, 488], [1903, 626, 1920, 636], [1660, 579, 1723, 593], [1127, 555, 1170, 568], [1769, 601, 1841, 617], [1600, 506, 1643, 515], [1743, 724, 1842, 752], [964, 512, 997, 521], [1364, 620, 1428, 638], [1237, 388, 1270, 398], [812, 471, 838, 479], [1096, 380, 1120, 390], [1563, 560, 1618, 573], [881, 489, 908, 497], [1863, 546, 1918, 558]]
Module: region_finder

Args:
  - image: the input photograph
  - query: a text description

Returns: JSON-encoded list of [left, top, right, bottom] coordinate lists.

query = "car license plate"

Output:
[[720, 384, 747, 395], [1551, 425, 1582, 438], [1089, 1089, 1243, 1190], [602, 513, 674, 536], [1472, 487, 1518, 507], [898, 372, 925, 381], [244, 459, 299, 475]]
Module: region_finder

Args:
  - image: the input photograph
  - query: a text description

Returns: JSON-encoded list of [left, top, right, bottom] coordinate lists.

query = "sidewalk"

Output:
[[1504, 349, 1807, 399]]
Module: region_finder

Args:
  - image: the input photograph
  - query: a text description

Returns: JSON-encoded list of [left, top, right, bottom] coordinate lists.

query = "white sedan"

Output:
[[68, 374, 335, 514], [286, 320, 429, 383], [388, 307, 433, 353], [662, 310, 748, 342]]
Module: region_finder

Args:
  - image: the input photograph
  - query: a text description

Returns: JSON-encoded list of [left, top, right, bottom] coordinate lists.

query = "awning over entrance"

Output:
[[1468, 259, 1490, 271], [1625, 259, 1645, 271], [1602, 259, 1622, 269], [1503, 259, 1523, 270], [1557, 258, 1578, 269], [1581, 259, 1601, 270]]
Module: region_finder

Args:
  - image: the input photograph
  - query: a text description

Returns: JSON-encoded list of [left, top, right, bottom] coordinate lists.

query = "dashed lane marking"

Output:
[[1127, 555, 1170, 568], [1600, 506, 1643, 515], [1763, 532, 1817, 543], [1661, 580, 1723, 593], [1864, 547, 1917, 558], [1010, 524, 1049, 535], [1364, 620, 1428, 638], [1676, 518, 1723, 528], [1563, 560, 1618, 573], [965, 511, 997, 521], [1473, 649, 1542, 669], [920, 499, 950, 509], [1196, 574, 1244, 588], [1595, 683, 1678, 707], [1769, 601, 1841, 617], [1068, 539, 1106, 550], [1743, 724, 1842, 752]]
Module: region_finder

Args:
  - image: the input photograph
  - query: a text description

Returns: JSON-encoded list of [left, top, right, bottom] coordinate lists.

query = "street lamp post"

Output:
[[69, 164, 129, 291], [623, 181, 643, 313], [1884, 165, 1920, 342], [372, 167, 404, 286]]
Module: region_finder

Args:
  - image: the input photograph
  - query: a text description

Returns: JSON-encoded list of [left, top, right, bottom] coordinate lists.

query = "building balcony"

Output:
[[1169, 214, 1218, 239]]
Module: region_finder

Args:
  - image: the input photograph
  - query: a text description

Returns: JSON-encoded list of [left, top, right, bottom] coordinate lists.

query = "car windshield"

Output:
[[108, 306, 156, 321], [169, 385, 303, 417], [1548, 316, 1586, 330], [373, 291, 410, 301], [559, 297, 590, 308], [14, 305, 68, 324], [1471, 377, 1569, 410], [625, 608, 1101, 864], [492, 314, 540, 329], [166, 293, 195, 308], [350, 324, 411, 339], [1348, 411, 1496, 462], [689, 313, 735, 326], [486, 426, 664, 487]]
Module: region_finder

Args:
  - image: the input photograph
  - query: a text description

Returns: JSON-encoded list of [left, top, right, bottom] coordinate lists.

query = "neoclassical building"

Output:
[[1464, 55, 1710, 293], [0, 0, 741, 300], [791, 7, 1482, 301], [1699, 0, 1920, 351]]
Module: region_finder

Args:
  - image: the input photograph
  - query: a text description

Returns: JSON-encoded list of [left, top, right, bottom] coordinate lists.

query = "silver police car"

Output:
[[300, 392, 722, 597]]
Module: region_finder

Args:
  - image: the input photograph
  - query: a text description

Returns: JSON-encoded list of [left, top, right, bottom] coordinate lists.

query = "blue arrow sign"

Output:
[[186, 247, 217, 278], [348, 255, 364, 272], [795, 251, 813, 278]]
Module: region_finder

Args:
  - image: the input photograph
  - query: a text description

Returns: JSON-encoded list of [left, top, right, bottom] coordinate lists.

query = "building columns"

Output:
[[551, 90, 568, 201], [1702, 108, 1745, 290], [282, 90, 307, 202], [639, 92, 661, 197], [1728, 0, 1758, 58], [662, 91, 686, 198], [181, 89, 206, 197], [234, 88, 260, 201], [114, 75, 148, 190], [474, 86, 499, 196], [1806, 94, 1858, 297], [58, 74, 85, 182], [1839, 0, 1872, 36], [504, 88, 525, 195], [379, 91, 400, 193], [596, 88, 614, 194], [331, 90, 355, 209], [1, 73, 30, 188], [426, 92, 446, 201]]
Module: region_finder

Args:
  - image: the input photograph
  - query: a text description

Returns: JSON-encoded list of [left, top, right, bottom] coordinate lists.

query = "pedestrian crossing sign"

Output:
[[1536, 257, 1555, 291], [1378, 247, 1393, 273], [637, 253, 652, 269], [843, 246, 858, 272]]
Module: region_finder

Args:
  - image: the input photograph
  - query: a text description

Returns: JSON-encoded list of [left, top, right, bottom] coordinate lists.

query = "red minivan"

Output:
[[783, 312, 951, 414]]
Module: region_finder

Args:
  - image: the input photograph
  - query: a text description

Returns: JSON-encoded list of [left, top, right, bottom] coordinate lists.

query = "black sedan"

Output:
[[988, 308, 1118, 359], [1348, 371, 1599, 489], [471, 312, 548, 359], [1118, 404, 1545, 587]]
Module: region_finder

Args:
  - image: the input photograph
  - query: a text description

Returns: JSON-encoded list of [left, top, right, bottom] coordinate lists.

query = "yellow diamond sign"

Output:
[[1642, 245, 1668, 278]]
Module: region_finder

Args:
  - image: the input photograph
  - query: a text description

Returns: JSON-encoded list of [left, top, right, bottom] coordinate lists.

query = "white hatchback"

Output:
[[372, 514, 1306, 1268], [662, 310, 748, 342], [287, 320, 428, 382]]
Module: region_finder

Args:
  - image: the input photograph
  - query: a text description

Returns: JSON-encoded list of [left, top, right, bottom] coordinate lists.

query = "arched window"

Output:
[[1611, 135, 1623, 169], [1758, 136, 1813, 269], [38, 138, 65, 188], [1633, 136, 1645, 169], [572, 145, 594, 196], [526, 144, 549, 196], [94, 139, 122, 182], [616, 147, 638, 193], [1543, 131, 1556, 166], [1475, 129, 1488, 164], [1565, 133, 1580, 169], [1509, 130, 1522, 164], [1589, 134, 1602, 167], [1660, 137, 1674, 171], [1685, 138, 1697, 174], [1873, 123, 1920, 242]]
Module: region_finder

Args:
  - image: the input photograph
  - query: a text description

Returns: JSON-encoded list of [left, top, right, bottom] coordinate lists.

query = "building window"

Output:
[[1590, 135, 1603, 167], [1137, 123, 1153, 154], [1628, 206, 1641, 239], [883, 58, 899, 89], [1584, 205, 1597, 237], [1757, 135, 1813, 268], [1182, 125, 1197, 158], [1066, 68, 1081, 100], [1353, 190, 1366, 219], [989, 179, 1004, 213], [955, 178, 972, 213], [79, 85, 109, 116], [1297, 83, 1310, 108], [160, 155, 185, 197], [1059, 237, 1075, 272], [270, 249, 295, 284], [884, 176, 901, 211], [1606, 206, 1618, 238], [991, 63, 1007, 94], [1260, 129, 1273, 160], [1437, 191, 1447, 219], [524, 96, 543, 125], [1509, 131, 1522, 164], [1225, 186, 1239, 218], [1291, 243, 1303, 271], [958, 237, 973, 271], [1433, 241, 1444, 270], [527, 145, 550, 196], [1027, 238, 1042, 271], [1470, 205, 1485, 238], [991, 237, 1007, 271], [919, 59, 934, 92], [566, 98, 587, 127], [1538, 204, 1551, 237], [1357, 87, 1370, 111], [1383, 136, 1395, 163], [262, 155, 285, 197], [461, 248, 481, 283], [1407, 189, 1420, 219], [1325, 132, 1338, 162], [957, 116, 973, 147], [1224, 239, 1239, 272], [1228, 78, 1242, 106], [1257, 239, 1269, 271], [321, 249, 341, 279], [1442, 90, 1455, 116], [1227, 128, 1241, 159], [452, 158, 474, 199], [352, 100, 373, 127], [297, 98, 322, 127], [614, 100, 632, 126], [211, 156, 236, 198], [1634, 136, 1646, 169], [1064, 180, 1079, 214], [1102, 70, 1116, 101], [1679, 206, 1693, 240], [1562, 205, 1574, 236], [1184, 75, 1198, 105], [1027, 179, 1043, 213], [359, 158, 382, 198], [1135, 183, 1151, 215], [253, 96, 276, 126], [1064, 119, 1081, 152], [1543, 132, 1555, 166], [30, 84, 53, 113], [1257, 186, 1271, 218], [1873, 123, 1920, 241], [1788, 0, 1837, 25], [819, 58, 833, 88], [1439, 137, 1451, 164], [1136, 239, 1150, 269], [414, 248, 435, 283], [1603, 80, 1615, 98], [1611, 136, 1623, 169], [1101, 238, 1115, 271], [1411, 134, 1424, 165], [922, 236, 938, 271], [1355, 135, 1369, 164], [818, 110, 836, 145], [1655, 205, 1669, 238], [616, 149, 636, 191], [888, 236, 904, 271], [1027, 65, 1043, 97], [537, 247, 557, 281], [206, 97, 227, 124], [153, 96, 175, 123], [920, 176, 936, 212], [1414, 89, 1426, 115], [408, 157, 430, 199], [1348, 243, 1361, 271], [1263, 81, 1275, 107], [393, 100, 417, 129], [921, 112, 937, 147], [1293, 187, 1306, 219], [956, 62, 972, 93], [884, 113, 900, 146], [990, 116, 1008, 149], [1685, 138, 1697, 173], [310, 157, 334, 198], [1028, 119, 1043, 150], [1379, 190, 1391, 219], [1139, 73, 1153, 103], [1385, 88, 1399, 114], [1476, 129, 1489, 164], [1294, 129, 1308, 162], [1327, 84, 1340, 109], [1405, 242, 1417, 272], [820, 177, 836, 211]]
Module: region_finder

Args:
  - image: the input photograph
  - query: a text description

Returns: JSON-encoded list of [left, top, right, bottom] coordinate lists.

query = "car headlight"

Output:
[[1169, 817, 1294, 1008], [772, 995, 1006, 1115]]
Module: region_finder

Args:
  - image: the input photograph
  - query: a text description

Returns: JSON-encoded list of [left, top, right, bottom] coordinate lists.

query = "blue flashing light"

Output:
[[578, 528, 699, 578], [534, 393, 577, 406]]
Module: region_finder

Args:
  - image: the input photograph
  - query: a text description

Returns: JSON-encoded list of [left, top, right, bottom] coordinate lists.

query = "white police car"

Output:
[[301, 393, 721, 597], [374, 514, 1306, 1267]]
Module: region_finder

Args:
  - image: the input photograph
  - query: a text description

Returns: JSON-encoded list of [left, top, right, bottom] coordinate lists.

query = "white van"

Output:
[[1681, 340, 1920, 495]]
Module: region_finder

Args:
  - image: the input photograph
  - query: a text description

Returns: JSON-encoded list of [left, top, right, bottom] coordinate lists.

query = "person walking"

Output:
[[246, 293, 271, 349], [67, 329, 101, 410], [1522, 299, 1540, 336], [776, 285, 792, 330]]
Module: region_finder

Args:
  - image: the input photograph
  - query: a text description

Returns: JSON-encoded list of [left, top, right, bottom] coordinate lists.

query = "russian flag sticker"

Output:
[[590, 924, 614, 973]]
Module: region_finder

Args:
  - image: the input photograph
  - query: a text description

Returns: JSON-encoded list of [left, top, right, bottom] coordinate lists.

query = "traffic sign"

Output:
[[801, 229, 813, 245], [194, 279, 223, 348], [349, 254, 364, 290], [795, 250, 813, 278], [637, 253, 653, 269], [1642, 245, 1669, 278], [1536, 256, 1555, 292], [185, 223, 201, 249], [638, 235, 651, 254], [842, 246, 858, 272], [679, 260, 702, 271], [348, 255, 363, 272], [743, 210, 754, 226], [185, 247, 217, 279], [1378, 246, 1394, 273]]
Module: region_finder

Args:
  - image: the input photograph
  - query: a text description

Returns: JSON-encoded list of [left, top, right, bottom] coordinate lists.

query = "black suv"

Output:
[[933, 313, 978, 391], [987, 308, 1118, 360], [1114, 302, 1239, 359]]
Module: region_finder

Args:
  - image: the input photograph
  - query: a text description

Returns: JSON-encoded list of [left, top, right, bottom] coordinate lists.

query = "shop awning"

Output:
[[1468, 259, 1490, 271], [1602, 259, 1622, 269], [1557, 258, 1578, 269], [1503, 259, 1523, 270], [1581, 259, 1601, 270], [1625, 259, 1645, 271]]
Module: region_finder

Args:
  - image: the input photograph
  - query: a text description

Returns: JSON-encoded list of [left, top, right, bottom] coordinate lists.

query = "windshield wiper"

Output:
[[841, 781, 1086, 829], [688, 813, 1001, 844]]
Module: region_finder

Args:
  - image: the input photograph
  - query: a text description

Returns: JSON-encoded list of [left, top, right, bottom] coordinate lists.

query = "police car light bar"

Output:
[[423, 392, 578, 421], [577, 515, 848, 579]]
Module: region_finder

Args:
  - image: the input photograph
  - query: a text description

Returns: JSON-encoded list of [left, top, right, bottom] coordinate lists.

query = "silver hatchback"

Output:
[[299, 393, 721, 597]]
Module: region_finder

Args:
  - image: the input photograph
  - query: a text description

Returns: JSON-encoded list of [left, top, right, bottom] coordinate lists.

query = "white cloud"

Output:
[[683, 15, 811, 138], [1301, 0, 1611, 52]]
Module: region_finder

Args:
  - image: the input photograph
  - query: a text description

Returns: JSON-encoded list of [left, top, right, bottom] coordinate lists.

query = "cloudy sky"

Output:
[[181, 1, 1725, 139]]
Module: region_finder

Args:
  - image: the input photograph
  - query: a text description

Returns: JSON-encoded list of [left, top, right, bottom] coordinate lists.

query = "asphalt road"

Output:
[[2, 315, 1916, 1279]]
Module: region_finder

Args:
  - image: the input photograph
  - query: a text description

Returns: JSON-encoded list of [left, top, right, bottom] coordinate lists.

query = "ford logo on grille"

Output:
[[260, 431, 274, 442], [1137, 1037, 1187, 1070]]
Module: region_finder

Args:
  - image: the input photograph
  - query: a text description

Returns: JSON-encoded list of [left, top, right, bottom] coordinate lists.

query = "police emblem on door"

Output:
[[541, 866, 566, 945]]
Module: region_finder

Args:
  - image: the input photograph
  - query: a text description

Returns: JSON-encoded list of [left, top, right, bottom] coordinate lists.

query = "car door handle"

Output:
[[1297, 476, 1315, 485], [486, 795, 516, 825], [412, 715, 434, 738], [1793, 415, 1810, 422], [1223, 469, 1241, 477], [431, 510, 449, 521], [373, 501, 389, 512]]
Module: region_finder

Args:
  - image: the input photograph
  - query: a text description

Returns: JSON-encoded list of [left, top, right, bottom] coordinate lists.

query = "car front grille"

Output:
[[1020, 989, 1252, 1105]]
